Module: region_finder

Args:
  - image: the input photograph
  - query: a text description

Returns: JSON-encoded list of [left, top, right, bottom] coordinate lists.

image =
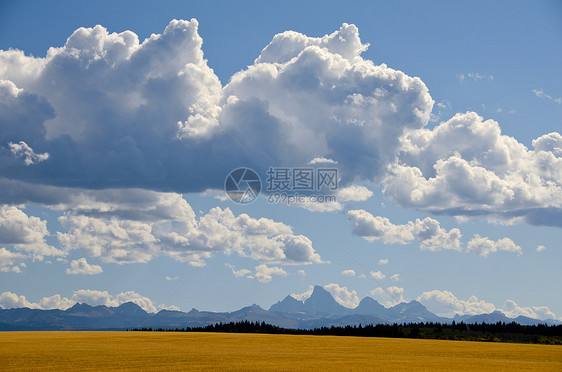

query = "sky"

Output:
[[0, 0, 561, 320]]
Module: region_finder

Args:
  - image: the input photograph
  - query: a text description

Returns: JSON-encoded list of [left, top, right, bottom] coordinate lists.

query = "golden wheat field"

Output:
[[0, 331, 561, 371]]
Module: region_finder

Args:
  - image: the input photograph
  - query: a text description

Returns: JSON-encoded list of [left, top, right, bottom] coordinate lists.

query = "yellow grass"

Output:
[[1, 332, 561, 371]]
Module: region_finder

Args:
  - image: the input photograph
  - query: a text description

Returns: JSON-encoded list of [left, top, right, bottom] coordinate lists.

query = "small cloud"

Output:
[[341, 269, 356, 277], [226, 263, 286, 283], [309, 157, 338, 165], [469, 72, 493, 81], [165, 276, 179, 281], [537, 245, 546, 253], [0, 248, 27, 273], [158, 304, 180, 311], [189, 260, 207, 268], [378, 258, 389, 265], [369, 270, 385, 280], [501, 299, 556, 320], [336, 185, 373, 202], [251, 264, 287, 283], [226, 264, 252, 278], [418, 290, 495, 318], [458, 72, 493, 82], [370, 286, 404, 307], [291, 286, 314, 301], [9, 141, 50, 166], [324, 283, 360, 308], [467, 235, 522, 257], [347, 210, 462, 252], [532, 89, 561, 104], [390, 273, 400, 281], [65, 258, 102, 275], [233, 268, 253, 278], [200, 189, 228, 201], [297, 269, 306, 276]]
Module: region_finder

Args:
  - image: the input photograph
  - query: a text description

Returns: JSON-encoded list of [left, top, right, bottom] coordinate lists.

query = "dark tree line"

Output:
[[131, 320, 562, 344]]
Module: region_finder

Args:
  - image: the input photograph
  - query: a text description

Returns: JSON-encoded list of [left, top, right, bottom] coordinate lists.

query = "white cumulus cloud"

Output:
[[291, 286, 314, 302], [8, 141, 49, 166], [418, 290, 557, 320], [384, 112, 562, 227], [348, 209, 461, 251], [369, 270, 385, 280], [227, 263, 287, 283], [0, 289, 166, 313], [0, 205, 65, 259], [55, 191, 323, 266], [0, 20, 433, 199], [66, 258, 103, 275], [501, 299, 556, 320], [0, 247, 27, 272], [536, 245, 546, 252], [251, 264, 288, 283], [370, 286, 405, 307], [336, 185, 373, 202], [70, 289, 159, 313], [0, 291, 34, 309], [324, 283, 360, 308], [466, 235, 522, 257], [0, 20, 559, 231], [417, 290, 496, 318]]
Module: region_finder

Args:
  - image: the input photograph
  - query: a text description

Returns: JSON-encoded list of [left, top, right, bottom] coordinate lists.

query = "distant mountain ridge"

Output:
[[0, 286, 559, 331], [269, 286, 448, 324]]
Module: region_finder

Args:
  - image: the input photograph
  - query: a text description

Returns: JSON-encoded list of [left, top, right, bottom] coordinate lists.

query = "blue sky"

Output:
[[0, 0, 561, 319]]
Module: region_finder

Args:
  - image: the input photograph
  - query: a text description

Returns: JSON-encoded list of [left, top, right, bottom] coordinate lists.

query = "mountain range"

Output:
[[0, 286, 558, 331]]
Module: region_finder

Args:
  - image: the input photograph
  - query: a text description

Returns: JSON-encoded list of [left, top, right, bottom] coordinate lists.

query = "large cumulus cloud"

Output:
[[347, 209, 524, 256], [1, 19, 559, 230], [0, 20, 432, 195], [0, 205, 65, 271], [0, 19, 227, 191], [347, 209, 462, 251], [0, 187, 323, 267], [384, 112, 562, 226], [54, 190, 322, 265], [222, 23, 432, 184]]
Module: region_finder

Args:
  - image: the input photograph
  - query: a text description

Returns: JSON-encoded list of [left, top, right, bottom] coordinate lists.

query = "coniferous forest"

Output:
[[132, 320, 562, 345]]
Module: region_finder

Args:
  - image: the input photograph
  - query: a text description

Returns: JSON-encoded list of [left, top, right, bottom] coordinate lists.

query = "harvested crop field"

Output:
[[1, 331, 561, 371]]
